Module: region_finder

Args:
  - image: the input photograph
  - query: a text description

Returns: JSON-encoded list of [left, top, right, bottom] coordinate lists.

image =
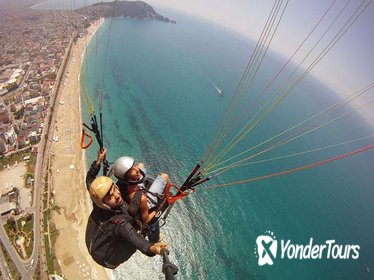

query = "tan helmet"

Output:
[[89, 176, 113, 210]]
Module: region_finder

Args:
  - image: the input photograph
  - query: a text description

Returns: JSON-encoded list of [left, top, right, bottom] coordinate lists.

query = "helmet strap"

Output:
[[125, 169, 146, 184]]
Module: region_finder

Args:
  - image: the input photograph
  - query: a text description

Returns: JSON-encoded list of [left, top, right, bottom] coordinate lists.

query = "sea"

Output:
[[38, 2, 374, 279]]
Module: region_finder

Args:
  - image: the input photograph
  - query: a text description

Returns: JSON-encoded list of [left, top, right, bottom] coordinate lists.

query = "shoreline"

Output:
[[49, 17, 112, 280]]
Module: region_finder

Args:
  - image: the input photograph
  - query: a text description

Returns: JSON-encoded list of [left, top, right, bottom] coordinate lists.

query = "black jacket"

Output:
[[85, 161, 154, 269]]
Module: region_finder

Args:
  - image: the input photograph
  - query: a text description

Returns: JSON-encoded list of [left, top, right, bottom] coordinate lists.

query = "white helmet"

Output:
[[113, 156, 135, 180], [89, 176, 113, 210]]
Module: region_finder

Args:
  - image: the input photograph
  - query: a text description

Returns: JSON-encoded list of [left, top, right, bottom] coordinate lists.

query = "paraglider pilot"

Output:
[[85, 148, 168, 269]]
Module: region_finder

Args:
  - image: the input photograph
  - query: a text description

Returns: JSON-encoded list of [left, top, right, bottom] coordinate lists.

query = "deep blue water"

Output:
[[80, 9, 374, 280]]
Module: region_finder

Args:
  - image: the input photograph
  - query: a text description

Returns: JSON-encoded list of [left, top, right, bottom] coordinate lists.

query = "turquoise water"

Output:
[[81, 10, 374, 280]]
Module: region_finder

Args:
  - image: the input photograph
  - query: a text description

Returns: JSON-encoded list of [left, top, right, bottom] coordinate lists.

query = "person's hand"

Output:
[[96, 148, 107, 165], [137, 162, 145, 169], [149, 241, 168, 255]]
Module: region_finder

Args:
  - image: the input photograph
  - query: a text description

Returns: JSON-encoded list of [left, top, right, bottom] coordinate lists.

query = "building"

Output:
[[10, 103, 17, 112], [48, 274, 65, 280], [13, 122, 20, 134], [5, 127, 17, 146], [0, 109, 11, 124], [17, 133, 28, 148], [0, 195, 17, 216], [0, 138, 6, 154], [6, 78, 18, 91], [24, 96, 44, 106], [0, 69, 13, 83], [28, 131, 39, 144]]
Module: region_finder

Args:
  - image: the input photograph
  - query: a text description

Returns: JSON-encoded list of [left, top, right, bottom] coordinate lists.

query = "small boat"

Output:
[[212, 83, 224, 97]]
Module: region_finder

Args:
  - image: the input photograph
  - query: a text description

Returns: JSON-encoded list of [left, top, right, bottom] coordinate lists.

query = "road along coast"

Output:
[[49, 18, 112, 280]]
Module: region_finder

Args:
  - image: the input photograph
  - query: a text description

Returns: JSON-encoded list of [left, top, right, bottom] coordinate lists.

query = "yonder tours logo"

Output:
[[255, 231, 277, 266], [255, 231, 360, 266]]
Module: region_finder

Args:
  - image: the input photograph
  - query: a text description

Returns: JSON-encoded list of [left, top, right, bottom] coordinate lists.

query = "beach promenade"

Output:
[[48, 18, 110, 280]]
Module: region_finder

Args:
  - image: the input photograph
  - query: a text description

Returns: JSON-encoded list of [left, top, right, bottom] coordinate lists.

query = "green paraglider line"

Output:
[[205, 144, 374, 189]]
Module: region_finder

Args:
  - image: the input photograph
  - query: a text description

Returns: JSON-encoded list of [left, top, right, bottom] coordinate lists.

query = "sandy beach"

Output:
[[49, 18, 111, 280]]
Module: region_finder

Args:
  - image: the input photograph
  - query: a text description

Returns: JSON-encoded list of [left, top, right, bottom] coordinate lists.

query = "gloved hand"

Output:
[[149, 241, 168, 255]]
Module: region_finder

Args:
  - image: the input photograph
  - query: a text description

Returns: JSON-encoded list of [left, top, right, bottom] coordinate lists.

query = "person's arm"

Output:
[[85, 148, 107, 190], [139, 193, 156, 224], [114, 214, 167, 256]]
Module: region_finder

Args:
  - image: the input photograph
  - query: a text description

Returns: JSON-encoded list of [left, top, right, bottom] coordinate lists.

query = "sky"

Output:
[[33, 0, 373, 122], [145, 0, 374, 121]]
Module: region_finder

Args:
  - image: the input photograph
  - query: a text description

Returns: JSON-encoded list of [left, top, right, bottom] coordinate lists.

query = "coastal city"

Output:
[[0, 1, 99, 279], [0, 1, 172, 279]]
